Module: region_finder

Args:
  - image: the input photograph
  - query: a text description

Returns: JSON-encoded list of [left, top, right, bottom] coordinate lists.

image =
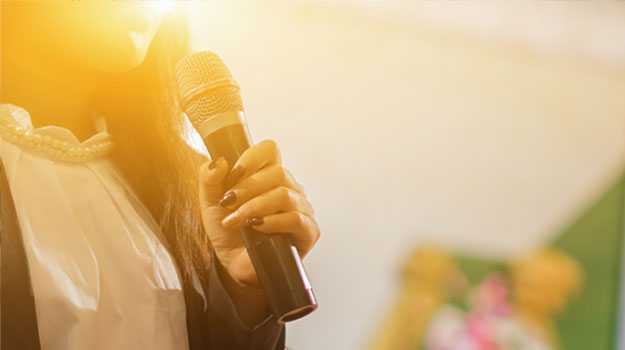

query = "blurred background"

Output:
[[186, 1, 625, 349]]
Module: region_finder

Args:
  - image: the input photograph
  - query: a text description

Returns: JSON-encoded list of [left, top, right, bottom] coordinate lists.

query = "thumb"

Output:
[[199, 157, 229, 206]]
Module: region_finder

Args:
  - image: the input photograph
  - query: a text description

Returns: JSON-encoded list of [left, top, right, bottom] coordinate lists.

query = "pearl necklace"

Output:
[[0, 113, 115, 162]]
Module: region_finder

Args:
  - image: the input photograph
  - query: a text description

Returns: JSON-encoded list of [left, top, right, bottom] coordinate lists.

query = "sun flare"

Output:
[[147, 0, 173, 15]]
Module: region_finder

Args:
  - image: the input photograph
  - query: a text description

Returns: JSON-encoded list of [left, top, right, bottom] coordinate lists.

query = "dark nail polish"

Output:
[[226, 166, 245, 187], [209, 157, 221, 170], [246, 216, 264, 226], [219, 191, 237, 207]]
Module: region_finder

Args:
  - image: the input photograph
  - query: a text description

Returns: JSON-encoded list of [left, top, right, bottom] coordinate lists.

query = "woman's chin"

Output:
[[82, 43, 150, 74]]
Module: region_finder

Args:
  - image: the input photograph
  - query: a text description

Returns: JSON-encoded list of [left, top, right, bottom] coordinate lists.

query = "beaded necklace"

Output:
[[0, 113, 115, 162]]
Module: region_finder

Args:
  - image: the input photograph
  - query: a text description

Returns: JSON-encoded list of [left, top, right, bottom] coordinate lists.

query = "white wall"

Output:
[[187, 2, 625, 349]]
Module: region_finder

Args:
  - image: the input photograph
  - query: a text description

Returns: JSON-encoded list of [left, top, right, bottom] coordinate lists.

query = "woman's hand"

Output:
[[198, 140, 320, 290]]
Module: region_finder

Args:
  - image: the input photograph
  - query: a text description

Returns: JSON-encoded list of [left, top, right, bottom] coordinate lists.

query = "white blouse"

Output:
[[0, 104, 190, 350]]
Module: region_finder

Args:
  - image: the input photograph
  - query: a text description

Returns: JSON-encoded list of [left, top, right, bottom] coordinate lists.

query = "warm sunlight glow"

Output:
[[147, 0, 173, 15]]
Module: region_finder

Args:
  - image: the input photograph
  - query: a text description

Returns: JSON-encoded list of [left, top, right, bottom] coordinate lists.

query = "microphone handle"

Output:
[[202, 123, 318, 323]]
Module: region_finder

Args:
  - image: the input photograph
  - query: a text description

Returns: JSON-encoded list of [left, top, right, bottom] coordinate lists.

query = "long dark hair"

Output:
[[95, 8, 210, 281]]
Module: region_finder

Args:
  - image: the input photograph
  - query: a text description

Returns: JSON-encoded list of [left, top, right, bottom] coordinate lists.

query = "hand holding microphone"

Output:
[[198, 141, 319, 279], [177, 52, 319, 324]]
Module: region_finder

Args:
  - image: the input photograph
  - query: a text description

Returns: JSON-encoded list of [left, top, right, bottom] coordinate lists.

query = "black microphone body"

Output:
[[204, 123, 317, 323], [177, 52, 317, 324]]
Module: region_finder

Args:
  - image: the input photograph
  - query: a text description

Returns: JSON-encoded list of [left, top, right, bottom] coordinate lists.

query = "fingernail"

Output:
[[209, 157, 222, 170], [221, 212, 240, 227], [226, 166, 245, 188], [246, 216, 264, 226], [219, 191, 237, 207]]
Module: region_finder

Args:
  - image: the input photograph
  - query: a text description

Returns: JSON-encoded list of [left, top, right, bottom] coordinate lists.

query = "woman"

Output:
[[0, 2, 320, 349]]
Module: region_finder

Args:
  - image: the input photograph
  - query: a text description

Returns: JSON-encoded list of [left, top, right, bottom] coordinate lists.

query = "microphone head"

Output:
[[176, 51, 244, 129]]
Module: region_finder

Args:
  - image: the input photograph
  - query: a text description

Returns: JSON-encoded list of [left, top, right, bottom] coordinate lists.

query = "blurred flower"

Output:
[[423, 248, 582, 350]]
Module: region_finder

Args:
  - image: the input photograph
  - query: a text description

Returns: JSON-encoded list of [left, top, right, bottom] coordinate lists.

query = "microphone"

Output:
[[176, 51, 318, 323]]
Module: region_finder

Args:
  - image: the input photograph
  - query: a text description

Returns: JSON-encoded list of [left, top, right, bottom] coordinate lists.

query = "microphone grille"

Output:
[[176, 51, 244, 128]]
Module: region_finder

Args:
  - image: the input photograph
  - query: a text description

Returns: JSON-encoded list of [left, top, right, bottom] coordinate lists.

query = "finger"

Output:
[[199, 157, 229, 205], [218, 165, 305, 210], [225, 140, 281, 189], [221, 186, 313, 228], [250, 211, 320, 257]]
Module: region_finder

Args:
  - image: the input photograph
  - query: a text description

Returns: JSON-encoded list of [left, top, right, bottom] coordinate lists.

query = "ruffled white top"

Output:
[[0, 104, 190, 350]]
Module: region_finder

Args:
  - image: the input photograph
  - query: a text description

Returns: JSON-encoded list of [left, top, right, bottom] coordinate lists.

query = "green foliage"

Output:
[[551, 173, 624, 350]]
